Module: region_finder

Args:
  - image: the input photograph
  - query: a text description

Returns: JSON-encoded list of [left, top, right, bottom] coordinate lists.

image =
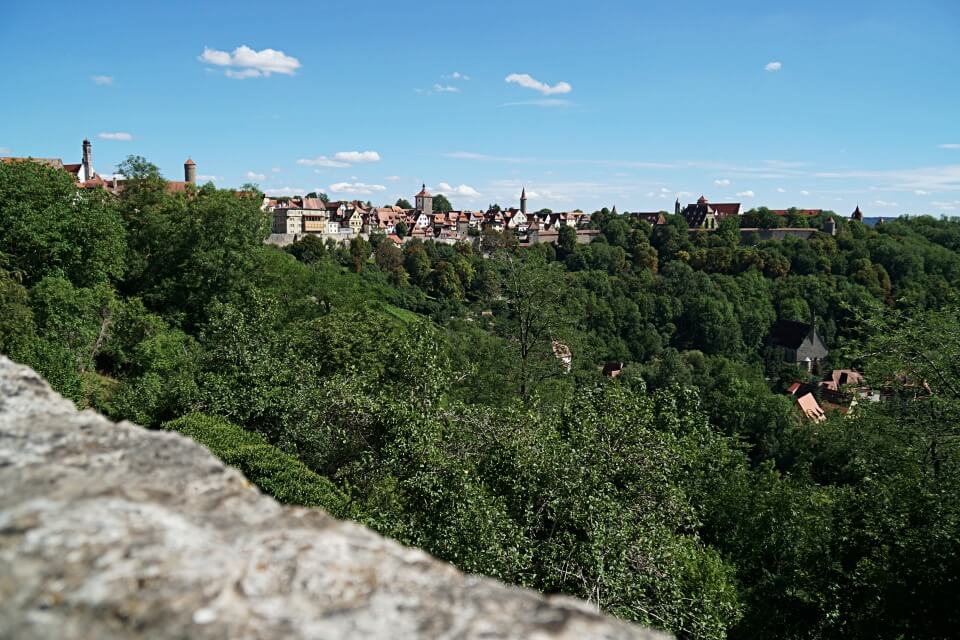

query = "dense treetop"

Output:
[[2, 157, 960, 639]]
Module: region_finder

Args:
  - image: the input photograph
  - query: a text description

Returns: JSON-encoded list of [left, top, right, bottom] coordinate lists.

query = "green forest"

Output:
[[2, 158, 959, 639]]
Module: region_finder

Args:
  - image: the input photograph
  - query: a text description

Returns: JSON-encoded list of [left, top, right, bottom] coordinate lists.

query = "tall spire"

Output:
[[81, 138, 93, 182], [520, 186, 527, 215]]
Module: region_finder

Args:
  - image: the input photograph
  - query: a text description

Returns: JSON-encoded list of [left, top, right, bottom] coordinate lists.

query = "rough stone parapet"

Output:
[[0, 356, 668, 640]]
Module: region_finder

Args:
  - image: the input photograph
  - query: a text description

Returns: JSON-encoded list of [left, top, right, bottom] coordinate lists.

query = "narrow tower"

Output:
[[675, 198, 681, 215], [520, 187, 527, 215], [82, 138, 93, 181], [184, 157, 196, 184], [415, 183, 432, 216]]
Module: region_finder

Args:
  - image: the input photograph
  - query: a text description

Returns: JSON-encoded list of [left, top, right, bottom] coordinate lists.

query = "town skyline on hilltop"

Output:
[[1, 0, 958, 216]]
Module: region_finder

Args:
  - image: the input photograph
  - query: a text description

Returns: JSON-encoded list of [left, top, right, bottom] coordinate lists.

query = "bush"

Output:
[[162, 413, 346, 516]]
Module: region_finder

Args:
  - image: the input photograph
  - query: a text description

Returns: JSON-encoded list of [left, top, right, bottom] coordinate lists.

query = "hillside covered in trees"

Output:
[[2, 158, 959, 639]]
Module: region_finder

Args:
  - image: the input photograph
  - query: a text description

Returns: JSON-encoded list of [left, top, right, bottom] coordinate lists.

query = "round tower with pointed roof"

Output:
[[184, 157, 196, 184], [851, 205, 863, 222]]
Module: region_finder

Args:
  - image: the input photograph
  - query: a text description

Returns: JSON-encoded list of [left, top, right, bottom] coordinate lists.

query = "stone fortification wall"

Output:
[[0, 356, 667, 640]]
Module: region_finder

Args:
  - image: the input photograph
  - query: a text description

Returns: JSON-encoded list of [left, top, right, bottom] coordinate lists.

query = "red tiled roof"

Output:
[[796, 392, 826, 423], [709, 202, 741, 217]]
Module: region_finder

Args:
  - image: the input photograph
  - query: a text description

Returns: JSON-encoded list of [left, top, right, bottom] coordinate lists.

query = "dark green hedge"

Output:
[[162, 412, 346, 517]]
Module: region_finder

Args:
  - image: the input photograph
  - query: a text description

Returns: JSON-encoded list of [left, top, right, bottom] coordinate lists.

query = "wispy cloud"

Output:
[[930, 200, 960, 210], [714, 178, 731, 186], [385, 175, 400, 181], [502, 99, 575, 108], [814, 165, 960, 192], [98, 132, 133, 141], [764, 61, 782, 72], [418, 72, 469, 95], [197, 174, 222, 182], [436, 182, 480, 197], [776, 187, 787, 193], [90, 75, 113, 85], [444, 151, 535, 164], [329, 182, 386, 195], [271, 167, 282, 173], [940, 143, 960, 149], [505, 73, 572, 95], [245, 171, 266, 181], [736, 190, 755, 197], [199, 45, 300, 78], [873, 199, 899, 207]]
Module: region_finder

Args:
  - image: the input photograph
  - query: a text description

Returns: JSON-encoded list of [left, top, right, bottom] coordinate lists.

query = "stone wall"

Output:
[[0, 356, 668, 640]]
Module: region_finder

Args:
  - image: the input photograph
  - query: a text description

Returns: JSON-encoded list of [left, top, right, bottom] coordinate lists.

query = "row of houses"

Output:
[[266, 185, 596, 245]]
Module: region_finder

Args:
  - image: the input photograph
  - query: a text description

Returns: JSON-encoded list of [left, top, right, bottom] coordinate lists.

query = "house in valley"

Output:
[[769, 316, 829, 371]]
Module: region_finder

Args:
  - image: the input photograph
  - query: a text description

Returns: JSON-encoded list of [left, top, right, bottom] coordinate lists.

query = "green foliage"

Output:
[[0, 160, 125, 287], [163, 413, 346, 516], [432, 193, 453, 212], [7, 160, 960, 639]]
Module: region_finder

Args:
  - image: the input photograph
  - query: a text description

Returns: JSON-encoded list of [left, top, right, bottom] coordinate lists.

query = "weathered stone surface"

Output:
[[0, 357, 668, 640]]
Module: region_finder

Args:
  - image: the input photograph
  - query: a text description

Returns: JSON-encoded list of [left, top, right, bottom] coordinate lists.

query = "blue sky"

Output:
[[2, 0, 959, 215]]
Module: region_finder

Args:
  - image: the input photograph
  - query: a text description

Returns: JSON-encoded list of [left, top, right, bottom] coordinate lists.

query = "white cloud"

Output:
[[436, 182, 480, 197], [931, 200, 960, 210], [432, 84, 460, 93], [91, 75, 113, 85], [385, 175, 400, 181], [245, 171, 266, 181], [813, 165, 960, 192], [199, 45, 300, 79], [266, 186, 307, 197], [765, 61, 783, 72], [776, 187, 787, 193], [505, 73, 572, 95], [914, 189, 930, 195], [736, 190, 756, 197], [714, 178, 731, 186], [98, 132, 133, 141], [445, 71, 470, 80], [333, 150, 381, 164], [938, 144, 960, 149], [271, 167, 282, 173], [800, 189, 811, 195], [0, 147, 9, 154], [298, 156, 350, 168], [329, 182, 386, 195], [197, 174, 222, 182], [873, 199, 898, 207]]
